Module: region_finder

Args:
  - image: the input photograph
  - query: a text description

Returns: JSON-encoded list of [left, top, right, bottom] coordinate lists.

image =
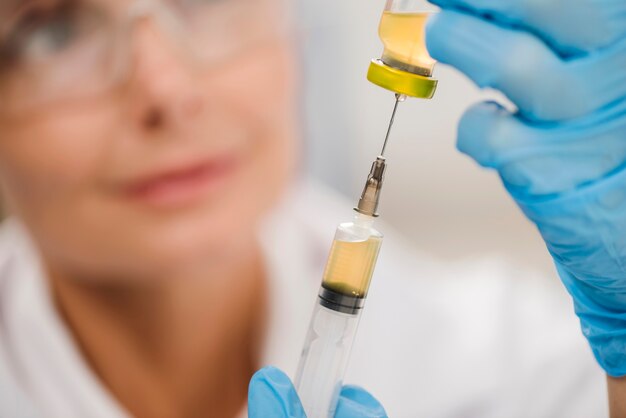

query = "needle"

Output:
[[380, 93, 406, 158]]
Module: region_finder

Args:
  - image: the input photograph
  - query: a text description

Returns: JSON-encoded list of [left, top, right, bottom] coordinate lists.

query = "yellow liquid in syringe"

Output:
[[379, 11, 436, 77], [321, 237, 382, 298]]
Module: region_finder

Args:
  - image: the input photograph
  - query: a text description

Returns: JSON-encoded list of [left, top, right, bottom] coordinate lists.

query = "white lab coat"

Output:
[[0, 180, 608, 418]]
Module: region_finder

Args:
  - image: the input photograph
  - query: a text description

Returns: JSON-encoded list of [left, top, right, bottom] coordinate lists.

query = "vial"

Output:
[[367, 0, 439, 99]]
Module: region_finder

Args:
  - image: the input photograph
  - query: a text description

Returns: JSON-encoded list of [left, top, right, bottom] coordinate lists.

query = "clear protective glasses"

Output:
[[0, 0, 290, 114]]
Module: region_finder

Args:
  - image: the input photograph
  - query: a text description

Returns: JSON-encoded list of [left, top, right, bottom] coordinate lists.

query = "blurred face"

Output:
[[0, 0, 299, 280]]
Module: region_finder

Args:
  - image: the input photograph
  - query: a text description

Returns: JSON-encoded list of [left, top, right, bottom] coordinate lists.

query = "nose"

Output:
[[124, 12, 204, 134]]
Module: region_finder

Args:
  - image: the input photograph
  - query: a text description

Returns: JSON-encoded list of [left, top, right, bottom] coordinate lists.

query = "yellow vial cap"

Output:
[[367, 59, 438, 99]]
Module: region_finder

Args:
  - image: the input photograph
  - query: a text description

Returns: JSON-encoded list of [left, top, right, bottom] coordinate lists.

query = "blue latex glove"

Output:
[[248, 367, 388, 418], [425, 0, 626, 376]]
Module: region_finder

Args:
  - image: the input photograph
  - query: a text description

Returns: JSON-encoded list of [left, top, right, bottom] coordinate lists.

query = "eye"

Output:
[[0, 2, 84, 68]]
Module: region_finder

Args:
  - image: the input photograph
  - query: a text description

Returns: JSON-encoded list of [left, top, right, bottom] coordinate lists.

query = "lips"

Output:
[[122, 156, 238, 208]]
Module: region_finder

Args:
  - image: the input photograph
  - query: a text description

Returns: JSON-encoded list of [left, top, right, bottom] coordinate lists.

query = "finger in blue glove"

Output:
[[427, 0, 626, 55], [425, 9, 626, 122], [335, 386, 388, 418], [248, 367, 388, 418], [450, 86, 626, 378], [249, 367, 306, 418]]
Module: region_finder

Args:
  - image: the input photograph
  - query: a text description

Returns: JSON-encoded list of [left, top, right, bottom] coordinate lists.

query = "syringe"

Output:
[[294, 95, 404, 418], [294, 1, 439, 414]]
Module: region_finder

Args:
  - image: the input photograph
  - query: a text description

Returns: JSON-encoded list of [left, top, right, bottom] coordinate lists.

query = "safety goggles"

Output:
[[0, 0, 289, 114]]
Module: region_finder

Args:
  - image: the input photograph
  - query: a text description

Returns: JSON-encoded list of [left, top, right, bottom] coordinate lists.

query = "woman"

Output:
[[0, 0, 623, 417], [0, 0, 298, 416]]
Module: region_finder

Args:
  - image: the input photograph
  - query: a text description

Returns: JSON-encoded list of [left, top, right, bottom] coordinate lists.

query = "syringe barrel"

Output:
[[295, 304, 362, 418], [295, 214, 383, 418]]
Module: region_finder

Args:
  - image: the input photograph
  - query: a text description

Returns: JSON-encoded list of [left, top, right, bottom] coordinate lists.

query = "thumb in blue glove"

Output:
[[248, 366, 388, 418]]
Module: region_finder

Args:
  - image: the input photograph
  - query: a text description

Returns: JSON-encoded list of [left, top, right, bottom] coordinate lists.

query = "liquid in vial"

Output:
[[379, 11, 436, 77]]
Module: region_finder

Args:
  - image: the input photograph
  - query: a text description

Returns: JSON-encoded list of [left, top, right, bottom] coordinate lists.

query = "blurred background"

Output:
[[297, 0, 555, 276]]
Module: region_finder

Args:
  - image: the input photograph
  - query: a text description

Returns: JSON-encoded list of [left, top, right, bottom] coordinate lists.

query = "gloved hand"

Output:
[[425, 0, 626, 376], [248, 366, 388, 418]]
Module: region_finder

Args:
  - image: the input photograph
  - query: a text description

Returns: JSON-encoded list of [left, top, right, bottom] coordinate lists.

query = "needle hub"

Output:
[[354, 94, 404, 217]]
